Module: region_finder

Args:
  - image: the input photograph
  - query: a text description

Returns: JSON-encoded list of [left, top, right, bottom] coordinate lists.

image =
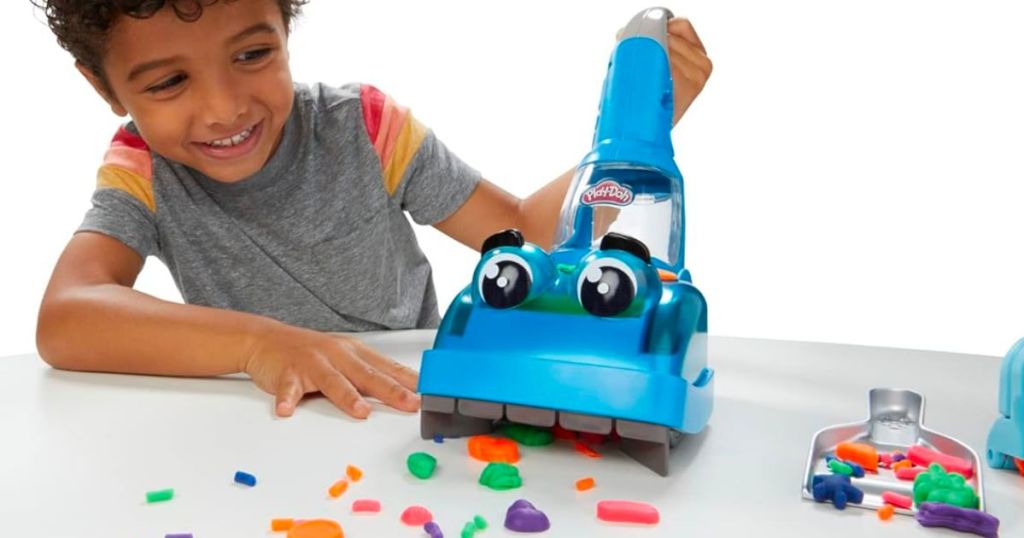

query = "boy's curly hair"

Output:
[[32, 1, 308, 83]]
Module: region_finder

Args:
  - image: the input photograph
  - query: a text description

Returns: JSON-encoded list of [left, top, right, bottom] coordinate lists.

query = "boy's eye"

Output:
[[145, 74, 186, 94], [236, 48, 273, 63]]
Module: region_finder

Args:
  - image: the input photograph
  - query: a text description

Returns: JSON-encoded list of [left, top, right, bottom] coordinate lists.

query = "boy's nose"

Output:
[[198, 80, 248, 129]]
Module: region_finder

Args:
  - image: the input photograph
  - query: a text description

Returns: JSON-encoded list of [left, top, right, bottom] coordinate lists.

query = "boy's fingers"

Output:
[[356, 345, 420, 391], [275, 374, 304, 417], [669, 18, 706, 54], [340, 358, 420, 413], [314, 363, 372, 418], [668, 36, 713, 78]]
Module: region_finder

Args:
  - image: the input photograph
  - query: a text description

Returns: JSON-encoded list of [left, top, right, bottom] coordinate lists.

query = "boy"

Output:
[[33, 0, 712, 418]]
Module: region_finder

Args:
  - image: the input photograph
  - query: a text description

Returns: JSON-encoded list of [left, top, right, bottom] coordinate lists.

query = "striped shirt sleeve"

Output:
[[359, 84, 481, 225], [76, 125, 160, 258]]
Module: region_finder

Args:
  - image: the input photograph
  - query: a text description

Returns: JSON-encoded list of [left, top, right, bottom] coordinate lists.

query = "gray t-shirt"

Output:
[[78, 82, 481, 331]]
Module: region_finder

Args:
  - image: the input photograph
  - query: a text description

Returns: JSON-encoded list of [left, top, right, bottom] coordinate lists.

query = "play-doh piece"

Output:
[[468, 435, 520, 463], [1015, 458, 1024, 476], [879, 453, 894, 467], [576, 477, 596, 491], [433, 435, 445, 444], [424, 521, 443, 538], [500, 424, 555, 446], [840, 459, 866, 478], [882, 491, 913, 509], [913, 463, 979, 509], [896, 466, 927, 481], [892, 452, 906, 463], [574, 441, 601, 458], [346, 465, 363, 482], [271, 518, 295, 531], [234, 471, 257, 487], [836, 442, 878, 472], [460, 521, 476, 538], [552, 425, 577, 440], [811, 474, 864, 510], [916, 503, 999, 538], [892, 459, 913, 471], [596, 500, 660, 525], [878, 505, 895, 520], [505, 499, 551, 532], [908, 445, 974, 479], [146, 488, 174, 503], [579, 432, 607, 445], [407, 452, 437, 479], [828, 459, 853, 476], [165, 534, 193, 538], [400, 505, 433, 526], [473, 515, 487, 530], [328, 479, 349, 498], [479, 462, 522, 490], [286, 518, 343, 538], [351, 499, 381, 513]]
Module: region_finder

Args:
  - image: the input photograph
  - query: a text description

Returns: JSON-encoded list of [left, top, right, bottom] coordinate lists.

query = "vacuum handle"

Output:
[[619, 7, 674, 52]]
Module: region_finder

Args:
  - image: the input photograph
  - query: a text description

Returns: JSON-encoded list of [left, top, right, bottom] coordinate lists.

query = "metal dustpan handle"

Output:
[[867, 388, 924, 447]]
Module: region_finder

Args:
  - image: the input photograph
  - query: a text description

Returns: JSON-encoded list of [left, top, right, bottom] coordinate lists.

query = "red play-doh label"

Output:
[[581, 179, 634, 207]]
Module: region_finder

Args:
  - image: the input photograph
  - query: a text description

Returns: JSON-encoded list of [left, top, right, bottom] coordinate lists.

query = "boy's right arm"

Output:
[[37, 232, 419, 418]]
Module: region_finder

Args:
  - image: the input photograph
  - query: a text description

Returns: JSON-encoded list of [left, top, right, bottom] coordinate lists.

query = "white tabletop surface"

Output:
[[1, 330, 1020, 537]]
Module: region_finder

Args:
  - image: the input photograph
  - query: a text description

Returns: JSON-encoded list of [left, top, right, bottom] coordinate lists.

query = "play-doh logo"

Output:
[[581, 180, 634, 207]]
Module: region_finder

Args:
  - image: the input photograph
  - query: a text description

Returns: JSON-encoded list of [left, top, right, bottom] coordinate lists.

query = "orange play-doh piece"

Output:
[[328, 479, 349, 498], [657, 269, 678, 282], [271, 518, 294, 531], [892, 459, 913, 471], [878, 505, 895, 521], [836, 442, 878, 472], [467, 435, 520, 463], [575, 441, 601, 458], [575, 477, 596, 491], [286, 519, 344, 538], [346, 465, 363, 482]]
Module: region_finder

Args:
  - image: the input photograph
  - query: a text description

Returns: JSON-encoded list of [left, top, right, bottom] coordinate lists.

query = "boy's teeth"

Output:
[[207, 126, 254, 147]]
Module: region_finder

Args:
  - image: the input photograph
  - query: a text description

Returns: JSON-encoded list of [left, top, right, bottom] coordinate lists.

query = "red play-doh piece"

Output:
[[579, 432, 607, 445], [895, 466, 927, 481], [574, 441, 601, 458], [1015, 458, 1024, 476], [400, 505, 433, 526], [552, 425, 577, 440], [907, 445, 974, 479], [468, 435, 520, 463], [596, 500, 659, 525], [351, 499, 381, 513], [882, 491, 913, 509]]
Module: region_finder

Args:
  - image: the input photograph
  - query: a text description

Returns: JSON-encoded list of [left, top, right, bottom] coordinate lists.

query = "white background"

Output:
[[1, 0, 1021, 358]]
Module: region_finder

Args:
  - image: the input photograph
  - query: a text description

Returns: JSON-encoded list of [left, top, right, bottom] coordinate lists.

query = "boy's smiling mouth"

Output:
[[193, 119, 264, 160]]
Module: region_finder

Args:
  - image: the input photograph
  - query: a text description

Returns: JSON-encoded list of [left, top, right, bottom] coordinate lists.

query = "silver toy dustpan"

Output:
[[802, 388, 986, 515]]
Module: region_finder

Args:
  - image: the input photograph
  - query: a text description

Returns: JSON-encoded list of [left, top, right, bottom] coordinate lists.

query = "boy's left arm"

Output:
[[435, 18, 711, 251]]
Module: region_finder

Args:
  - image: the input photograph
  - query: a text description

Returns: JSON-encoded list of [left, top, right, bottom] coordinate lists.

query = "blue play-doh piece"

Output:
[[234, 471, 257, 487], [846, 460, 865, 478], [433, 435, 445, 444], [812, 474, 864, 510]]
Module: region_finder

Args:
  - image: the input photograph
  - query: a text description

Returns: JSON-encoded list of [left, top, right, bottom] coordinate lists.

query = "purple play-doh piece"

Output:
[[504, 499, 550, 533], [892, 453, 907, 463], [424, 520, 444, 538], [916, 503, 999, 538]]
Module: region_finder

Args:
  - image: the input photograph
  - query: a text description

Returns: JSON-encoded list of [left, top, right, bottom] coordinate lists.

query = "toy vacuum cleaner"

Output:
[[417, 7, 713, 476], [987, 337, 1024, 475]]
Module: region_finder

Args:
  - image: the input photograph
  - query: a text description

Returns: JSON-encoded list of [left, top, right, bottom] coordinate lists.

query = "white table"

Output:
[[1, 331, 1019, 537]]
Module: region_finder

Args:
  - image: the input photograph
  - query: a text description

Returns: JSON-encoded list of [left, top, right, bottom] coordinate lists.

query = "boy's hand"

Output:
[[666, 18, 712, 125], [241, 323, 420, 418]]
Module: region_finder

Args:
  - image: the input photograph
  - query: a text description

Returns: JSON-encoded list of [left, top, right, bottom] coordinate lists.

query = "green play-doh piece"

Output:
[[473, 515, 488, 530], [407, 452, 437, 479], [461, 521, 477, 538], [478, 462, 522, 490], [913, 463, 979, 509], [145, 488, 174, 503], [828, 459, 853, 476], [500, 424, 555, 446]]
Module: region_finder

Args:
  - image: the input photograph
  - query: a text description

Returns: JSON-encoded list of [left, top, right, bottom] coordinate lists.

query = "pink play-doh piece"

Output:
[[882, 491, 913, 509], [351, 499, 381, 513], [596, 500, 659, 525], [907, 445, 974, 478], [401, 505, 433, 526], [896, 466, 927, 481]]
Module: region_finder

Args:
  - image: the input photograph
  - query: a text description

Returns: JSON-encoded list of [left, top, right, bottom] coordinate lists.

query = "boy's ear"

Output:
[[75, 62, 128, 117]]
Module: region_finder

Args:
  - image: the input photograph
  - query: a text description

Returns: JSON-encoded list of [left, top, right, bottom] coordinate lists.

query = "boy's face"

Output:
[[88, 0, 294, 183]]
